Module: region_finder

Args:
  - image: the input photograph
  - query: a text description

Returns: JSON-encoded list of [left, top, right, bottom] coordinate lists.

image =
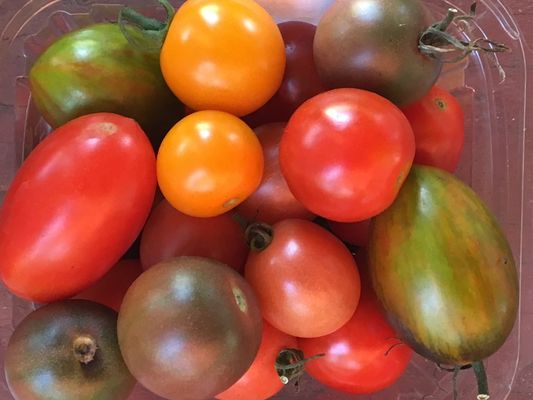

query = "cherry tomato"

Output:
[[157, 110, 264, 217], [280, 88, 415, 222], [0, 113, 156, 302], [74, 260, 143, 312], [160, 0, 286, 116], [216, 320, 297, 400], [245, 219, 361, 338], [401, 85, 465, 172], [328, 219, 371, 247], [237, 123, 314, 224], [298, 255, 413, 394], [243, 21, 326, 128], [140, 199, 248, 271], [255, 0, 334, 24]]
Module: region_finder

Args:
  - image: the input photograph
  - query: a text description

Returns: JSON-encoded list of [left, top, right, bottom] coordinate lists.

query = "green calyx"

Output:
[[118, 0, 175, 51]]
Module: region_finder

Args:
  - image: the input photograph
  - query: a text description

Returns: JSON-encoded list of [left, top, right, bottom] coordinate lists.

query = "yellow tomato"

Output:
[[160, 0, 286, 116], [157, 111, 264, 217]]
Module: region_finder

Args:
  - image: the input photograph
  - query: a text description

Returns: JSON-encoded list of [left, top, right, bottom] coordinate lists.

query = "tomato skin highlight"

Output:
[[160, 0, 286, 116], [401, 85, 465, 173], [0, 113, 156, 303], [140, 199, 248, 272], [216, 320, 297, 400], [245, 219, 361, 338], [280, 88, 415, 222], [157, 110, 264, 218]]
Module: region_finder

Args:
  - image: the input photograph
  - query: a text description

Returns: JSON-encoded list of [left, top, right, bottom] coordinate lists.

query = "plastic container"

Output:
[[0, 0, 530, 399]]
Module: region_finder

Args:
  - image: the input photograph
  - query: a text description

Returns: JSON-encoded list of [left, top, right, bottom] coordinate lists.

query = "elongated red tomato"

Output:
[[245, 219, 361, 338], [140, 199, 248, 272], [0, 113, 156, 302], [216, 320, 297, 400]]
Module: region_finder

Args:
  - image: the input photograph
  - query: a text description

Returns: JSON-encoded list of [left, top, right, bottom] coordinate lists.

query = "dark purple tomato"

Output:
[[313, 0, 441, 106], [118, 257, 263, 400], [243, 21, 326, 127], [5, 300, 135, 400]]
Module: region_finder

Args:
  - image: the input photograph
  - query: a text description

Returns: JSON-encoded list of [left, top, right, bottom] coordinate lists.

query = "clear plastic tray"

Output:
[[0, 0, 530, 399]]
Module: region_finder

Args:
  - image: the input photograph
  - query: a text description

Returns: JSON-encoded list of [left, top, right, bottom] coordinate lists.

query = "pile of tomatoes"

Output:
[[0, 0, 473, 399]]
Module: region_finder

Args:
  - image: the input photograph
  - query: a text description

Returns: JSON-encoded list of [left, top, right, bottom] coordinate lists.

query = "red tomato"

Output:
[[216, 320, 297, 400], [328, 219, 371, 247], [243, 21, 326, 128], [0, 113, 156, 302], [401, 85, 465, 172], [140, 199, 248, 272], [280, 88, 415, 222], [298, 259, 413, 394], [74, 259, 143, 312], [237, 123, 314, 224], [245, 219, 360, 338]]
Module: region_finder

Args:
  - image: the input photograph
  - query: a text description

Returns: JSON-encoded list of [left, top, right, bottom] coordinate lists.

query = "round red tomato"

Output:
[[216, 320, 297, 400], [328, 219, 371, 247], [157, 110, 264, 217], [401, 85, 465, 172], [74, 259, 143, 312], [298, 265, 413, 394], [237, 123, 314, 224], [160, 0, 286, 116], [140, 199, 248, 272], [243, 21, 326, 128], [0, 113, 156, 302], [244, 219, 361, 338], [280, 88, 415, 222]]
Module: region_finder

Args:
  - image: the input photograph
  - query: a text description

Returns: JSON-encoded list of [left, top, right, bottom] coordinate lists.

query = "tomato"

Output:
[[280, 88, 415, 222], [157, 110, 264, 217], [243, 21, 326, 128], [160, 0, 286, 116], [74, 260, 143, 312], [140, 199, 248, 271], [216, 320, 297, 400], [118, 257, 262, 400], [5, 300, 135, 400], [245, 219, 360, 338], [401, 85, 465, 172], [237, 123, 314, 224], [313, 0, 441, 106], [29, 23, 183, 149], [298, 255, 413, 394], [0, 113, 156, 302], [328, 219, 371, 248]]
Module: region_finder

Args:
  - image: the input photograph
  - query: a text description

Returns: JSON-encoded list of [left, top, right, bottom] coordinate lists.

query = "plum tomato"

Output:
[[244, 219, 361, 338]]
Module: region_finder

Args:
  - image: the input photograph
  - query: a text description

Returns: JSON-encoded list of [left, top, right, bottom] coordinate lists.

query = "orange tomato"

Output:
[[157, 110, 264, 217], [160, 0, 286, 116]]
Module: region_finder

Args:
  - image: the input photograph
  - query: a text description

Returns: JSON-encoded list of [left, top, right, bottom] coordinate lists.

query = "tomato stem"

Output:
[[245, 223, 274, 251], [419, 2, 508, 63], [73, 335, 98, 365], [275, 348, 325, 385], [118, 0, 175, 51], [473, 361, 490, 399]]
